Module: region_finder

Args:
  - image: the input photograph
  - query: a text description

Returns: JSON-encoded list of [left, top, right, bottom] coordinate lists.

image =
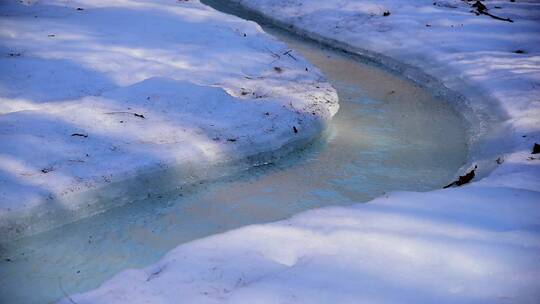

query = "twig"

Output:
[[470, 1, 513, 23], [283, 50, 297, 61], [264, 47, 280, 59], [146, 265, 165, 282], [264, 46, 281, 64], [71, 133, 88, 138], [104, 111, 146, 119], [480, 11, 513, 23], [244, 75, 264, 80]]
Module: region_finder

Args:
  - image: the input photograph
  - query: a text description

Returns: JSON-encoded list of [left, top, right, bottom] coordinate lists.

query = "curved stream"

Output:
[[0, 2, 467, 303]]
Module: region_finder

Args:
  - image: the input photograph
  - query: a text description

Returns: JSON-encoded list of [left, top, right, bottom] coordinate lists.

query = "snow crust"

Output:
[[63, 0, 540, 303], [0, 0, 338, 239]]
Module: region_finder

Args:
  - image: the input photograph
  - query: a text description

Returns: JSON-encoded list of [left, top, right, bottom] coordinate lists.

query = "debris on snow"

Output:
[[532, 143, 540, 154], [443, 165, 477, 188], [71, 133, 88, 138], [468, 0, 514, 22]]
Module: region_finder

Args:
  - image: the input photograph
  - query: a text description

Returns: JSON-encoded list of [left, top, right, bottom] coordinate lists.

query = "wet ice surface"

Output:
[[0, 27, 467, 304]]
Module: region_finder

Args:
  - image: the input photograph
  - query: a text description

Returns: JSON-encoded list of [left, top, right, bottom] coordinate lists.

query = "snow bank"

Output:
[[223, 0, 540, 180], [0, 0, 338, 239], [63, 0, 540, 303], [62, 186, 540, 304]]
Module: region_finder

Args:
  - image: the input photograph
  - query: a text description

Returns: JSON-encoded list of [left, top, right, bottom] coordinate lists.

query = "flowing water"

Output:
[[0, 2, 468, 303]]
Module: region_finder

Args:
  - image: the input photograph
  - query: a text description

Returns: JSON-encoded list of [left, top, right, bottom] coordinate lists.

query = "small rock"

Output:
[[41, 167, 54, 174], [532, 143, 540, 154]]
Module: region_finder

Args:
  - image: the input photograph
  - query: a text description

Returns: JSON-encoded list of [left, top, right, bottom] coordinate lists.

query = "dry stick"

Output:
[[480, 11, 513, 23], [71, 133, 88, 138], [244, 75, 264, 80], [264, 46, 281, 64], [283, 50, 297, 61], [264, 46, 280, 59], [471, 1, 513, 23], [104, 111, 145, 119], [146, 265, 165, 282]]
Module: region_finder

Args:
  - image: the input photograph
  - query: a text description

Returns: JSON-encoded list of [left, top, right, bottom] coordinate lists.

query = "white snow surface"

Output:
[[0, 0, 338, 239], [63, 187, 540, 304], [62, 0, 540, 303]]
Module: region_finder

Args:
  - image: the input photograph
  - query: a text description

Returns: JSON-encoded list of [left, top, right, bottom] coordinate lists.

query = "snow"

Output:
[[62, 186, 540, 304], [225, 0, 540, 179], [60, 0, 540, 303], [0, 0, 338, 239]]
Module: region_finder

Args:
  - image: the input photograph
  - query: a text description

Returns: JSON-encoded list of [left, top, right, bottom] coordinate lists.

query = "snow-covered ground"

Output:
[[61, 187, 540, 304], [0, 0, 338, 239], [60, 0, 540, 303]]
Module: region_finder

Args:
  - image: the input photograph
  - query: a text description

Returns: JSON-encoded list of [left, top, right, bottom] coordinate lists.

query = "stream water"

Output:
[[0, 2, 468, 303]]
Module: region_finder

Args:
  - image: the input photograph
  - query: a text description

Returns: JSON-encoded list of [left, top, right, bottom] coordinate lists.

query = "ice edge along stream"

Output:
[[0, 3, 468, 304]]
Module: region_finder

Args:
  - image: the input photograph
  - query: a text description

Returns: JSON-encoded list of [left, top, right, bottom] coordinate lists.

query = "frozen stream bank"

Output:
[[0, 4, 469, 304], [0, 0, 338, 240], [52, 0, 540, 303]]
